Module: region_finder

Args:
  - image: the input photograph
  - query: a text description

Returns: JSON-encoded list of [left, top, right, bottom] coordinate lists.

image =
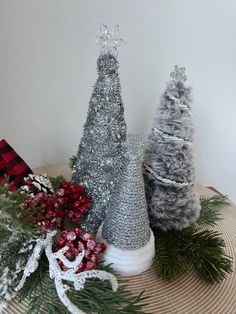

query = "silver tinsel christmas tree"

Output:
[[72, 25, 127, 232], [143, 66, 200, 231], [102, 134, 151, 250]]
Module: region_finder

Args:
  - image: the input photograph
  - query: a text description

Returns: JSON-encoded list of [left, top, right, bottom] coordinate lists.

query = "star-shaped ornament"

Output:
[[95, 24, 124, 57], [170, 65, 187, 82]]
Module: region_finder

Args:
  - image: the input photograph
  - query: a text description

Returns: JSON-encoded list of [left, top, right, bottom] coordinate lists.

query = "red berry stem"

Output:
[[24, 181, 92, 232], [53, 228, 107, 273]]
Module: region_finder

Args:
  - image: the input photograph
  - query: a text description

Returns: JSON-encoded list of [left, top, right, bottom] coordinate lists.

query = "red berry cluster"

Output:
[[53, 229, 106, 273], [24, 182, 91, 230]]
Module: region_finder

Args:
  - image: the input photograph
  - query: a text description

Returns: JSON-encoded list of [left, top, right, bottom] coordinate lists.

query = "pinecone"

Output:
[[22, 174, 54, 196]]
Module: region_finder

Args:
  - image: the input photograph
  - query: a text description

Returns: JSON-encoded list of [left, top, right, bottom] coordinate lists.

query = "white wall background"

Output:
[[0, 0, 236, 200]]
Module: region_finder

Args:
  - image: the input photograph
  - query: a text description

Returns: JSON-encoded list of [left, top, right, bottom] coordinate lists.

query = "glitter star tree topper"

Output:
[[95, 23, 124, 57], [72, 25, 127, 232], [170, 65, 187, 82]]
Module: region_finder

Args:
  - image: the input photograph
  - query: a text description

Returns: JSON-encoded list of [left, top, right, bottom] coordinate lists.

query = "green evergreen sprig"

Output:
[[183, 227, 232, 283], [0, 177, 40, 307], [153, 194, 233, 283], [0, 178, 39, 237], [153, 226, 232, 284], [153, 228, 189, 280], [18, 255, 148, 314], [69, 155, 78, 170], [49, 175, 66, 190], [198, 195, 230, 226]]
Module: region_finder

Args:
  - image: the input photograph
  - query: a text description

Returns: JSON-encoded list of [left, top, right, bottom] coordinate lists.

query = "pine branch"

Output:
[[18, 255, 71, 314], [154, 229, 190, 280], [198, 195, 230, 226], [49, 176, 66, 190], [69, 278, 147, 314], [0, 179, 38, 237], [18, 255, 148, 314], [0, 234, 36, 307], [182, 227, 233, 283], [153, 226, 232, 284], [69, 156, 77, 170]]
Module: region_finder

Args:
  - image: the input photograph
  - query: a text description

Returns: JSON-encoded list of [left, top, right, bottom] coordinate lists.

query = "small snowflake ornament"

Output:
[[95, 23, 124, 57], [170, 65, 187, 82]]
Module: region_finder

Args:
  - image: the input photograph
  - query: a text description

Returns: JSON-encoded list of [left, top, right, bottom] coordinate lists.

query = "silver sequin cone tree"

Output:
[[144, 66, 200, 231], [72, 25, 127, 232], [97, 134, 155, 276]]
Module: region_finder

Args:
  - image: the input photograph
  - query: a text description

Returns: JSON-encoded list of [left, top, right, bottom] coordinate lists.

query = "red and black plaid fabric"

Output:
[[0, 139, 33, 190]]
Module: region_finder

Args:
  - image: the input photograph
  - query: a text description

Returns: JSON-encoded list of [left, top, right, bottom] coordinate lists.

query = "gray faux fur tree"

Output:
[[143, 65, 200, 231]]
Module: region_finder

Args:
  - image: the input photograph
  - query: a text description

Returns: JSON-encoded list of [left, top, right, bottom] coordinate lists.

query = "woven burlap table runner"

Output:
[[3, 163, 236, 314]]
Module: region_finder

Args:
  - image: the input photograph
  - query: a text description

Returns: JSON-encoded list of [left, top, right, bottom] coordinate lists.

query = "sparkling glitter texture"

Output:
[[102, 134, 151, 250], [72, 53, 127, 232]]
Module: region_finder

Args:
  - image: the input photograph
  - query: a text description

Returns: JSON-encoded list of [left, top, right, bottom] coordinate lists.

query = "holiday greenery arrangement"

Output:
[[0, 24, 234, 314], [0, 175, 147, 314], [0, 171, 232, 313]]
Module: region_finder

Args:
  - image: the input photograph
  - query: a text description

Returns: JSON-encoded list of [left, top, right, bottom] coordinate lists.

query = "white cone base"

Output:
[[96, 224, 155, 277]]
